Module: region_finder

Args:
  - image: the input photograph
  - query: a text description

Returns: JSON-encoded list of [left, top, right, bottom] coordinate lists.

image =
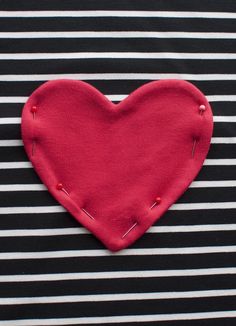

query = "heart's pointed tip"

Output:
[[105, 242, 129, 253], [100, 237, 128, 253], [101, 231, 142, 252], [94, 231, 132, 252]]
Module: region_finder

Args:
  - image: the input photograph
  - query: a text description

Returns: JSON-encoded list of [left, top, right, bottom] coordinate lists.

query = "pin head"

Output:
[[199, 104, 206, 111], [31, 105, 37, 113], [56, 183, 63, 190], [156, 197, 161, 204]]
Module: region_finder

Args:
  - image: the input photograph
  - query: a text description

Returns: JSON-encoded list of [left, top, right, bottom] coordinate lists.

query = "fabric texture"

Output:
[[1, 0, 236, 324], [22, 79, 213, 251]]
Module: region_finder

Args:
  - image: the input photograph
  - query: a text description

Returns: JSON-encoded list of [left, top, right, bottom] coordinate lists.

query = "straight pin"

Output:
[[150, 197, 161, 209], [192, 139, 197, 158], [122, 222, 138, 239], [81, 208, 95, 220], [61, 188, 69, 196], [150, 202, 156, 209]]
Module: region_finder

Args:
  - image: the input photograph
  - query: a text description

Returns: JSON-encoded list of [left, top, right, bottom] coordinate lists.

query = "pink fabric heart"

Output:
[[21, 79, 213, 251]]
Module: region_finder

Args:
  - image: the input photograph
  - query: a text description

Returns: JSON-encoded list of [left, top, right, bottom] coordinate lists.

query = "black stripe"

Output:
[[0, 230, 236, 251], [1, 143, 235, 163], [1, 38, 236, 53], [1, 296, 236, 319], [0, 101, 235, 119], [1, 81, 236, 97], [1, 17, 236, 32], [0, 209, 236, 229], [0, 253, 235, 276], [0, 187, 235, 207], [2, 59, 236, 74], [1, 0, 236, 11], [0, 165, 234, 184], [49, 321, 236, 326], [0, 274, 235, 297]]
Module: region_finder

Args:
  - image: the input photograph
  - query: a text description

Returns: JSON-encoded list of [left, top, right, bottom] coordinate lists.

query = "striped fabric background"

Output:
[[0, 0, 236, 325]]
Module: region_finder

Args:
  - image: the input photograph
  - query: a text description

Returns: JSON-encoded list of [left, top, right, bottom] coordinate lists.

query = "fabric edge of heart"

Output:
[[21, 79, 214, 252]]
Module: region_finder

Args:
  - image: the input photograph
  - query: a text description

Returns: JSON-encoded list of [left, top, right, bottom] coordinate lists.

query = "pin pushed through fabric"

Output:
[[199, 104, 206, 115], [81, 208, 95, 220], [122, 222, 138, 239], [191, 139, 197, 158], [31, 105, 37, 119], [150, 196, 161, 209], [56, 183, 69, 196]]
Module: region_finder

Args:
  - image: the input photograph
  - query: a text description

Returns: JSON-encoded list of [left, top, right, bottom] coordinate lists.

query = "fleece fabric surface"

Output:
[[21, 79, 213, 251]]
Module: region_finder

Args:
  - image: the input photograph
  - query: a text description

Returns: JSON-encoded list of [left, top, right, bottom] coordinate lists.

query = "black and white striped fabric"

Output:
[[0, 1, 236, 325]]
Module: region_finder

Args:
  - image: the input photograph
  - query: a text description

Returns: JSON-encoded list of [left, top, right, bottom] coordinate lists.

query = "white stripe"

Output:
[[190, 180, 236, 188], [1, 246, 236, 260], [111, 95, 236, 103], [148, 224, 236, 233], [0, 117, 21, 124], [1, 115, 235, 125], [0, 224, 236, 237], [169, 202, 236, 210], [204, 159, 236, 165], [211, 137, 236, 144], [1, 289, 236, 305], [0, 267, 235, 283], [1, 10, 236, 19], [1, 180, 235, 192], [2, 52, 236, 60], [1, 94, 236, 105], [1, 311, 236, 325], [0, 96, 27, 103], [0, 159, 234, 170], [0, 162, 32, 169], [214, 116, 236, 122], [0, 137, 234, 147], [0, 113, 235, 127], [208, 95, 236, 102], [0, 228, 89, 237], [0, 201, 234, 215], [1, 73, 236, 81], [0, 184, 46, 191], [0, 159, 235, 169], [0, 139, 22, 147], [1, 31, 236, 39], [0, 206, 66, 214], [0, 202, 235, 215]]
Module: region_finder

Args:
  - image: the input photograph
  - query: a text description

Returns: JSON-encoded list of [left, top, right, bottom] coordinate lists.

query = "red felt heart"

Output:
[[21, 79, 213, 251]]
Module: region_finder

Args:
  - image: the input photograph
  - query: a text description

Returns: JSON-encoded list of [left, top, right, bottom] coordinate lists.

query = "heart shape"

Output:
[[21, 79, 213, 251]]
